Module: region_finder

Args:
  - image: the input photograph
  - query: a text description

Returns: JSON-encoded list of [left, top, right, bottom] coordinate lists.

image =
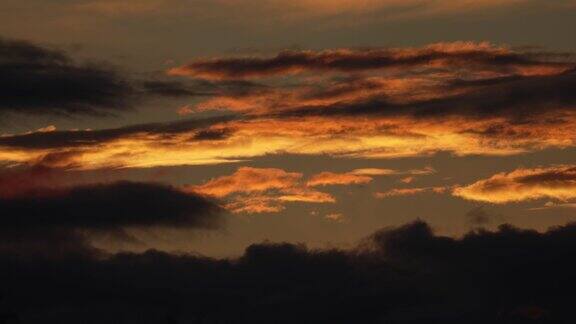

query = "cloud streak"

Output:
[[375, 186, 449, 198], [170, 42, 571, 80]]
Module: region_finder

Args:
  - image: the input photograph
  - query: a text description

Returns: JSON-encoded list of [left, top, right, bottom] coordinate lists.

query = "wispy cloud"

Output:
[[375, 186, 449, 198], [169, 42, 570, 80]]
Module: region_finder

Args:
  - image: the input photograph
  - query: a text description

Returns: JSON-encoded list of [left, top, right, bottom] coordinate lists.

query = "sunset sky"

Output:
[[2, 1, 576, 322]]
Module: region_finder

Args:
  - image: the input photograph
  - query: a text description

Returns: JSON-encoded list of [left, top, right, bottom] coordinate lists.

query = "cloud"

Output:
[[0, 115, 237, 150], [0, 177, 224, 258], [169, 42, 570, 80], [454, 165, 576, 203], [0, 37, 138, 116], [188, 166, 436, 213], [2, 41, 576, 169], [187, 167, 336, 214], [0, 37, 250, 118], [305, 166, 433, 187], [276, 187, 335, 203], [3, 112, 576, 170], [529, 201, 576, 211], [189, 167, 303, 198], [375, 186, 449, 198], [3, 220, 576, 322], [224, 189, 336, 214], [280, 69, 576, 122], [0, 181, 223, 232], [306, 171, 373, 187], [348, 168, 397, 175]]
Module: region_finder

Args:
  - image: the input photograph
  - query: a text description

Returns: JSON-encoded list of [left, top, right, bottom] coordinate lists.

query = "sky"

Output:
[[1, 1, 576, 322]]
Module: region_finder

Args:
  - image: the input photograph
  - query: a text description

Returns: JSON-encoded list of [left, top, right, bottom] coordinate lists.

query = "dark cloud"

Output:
[[0, 37, 259, 117], [141, 79, 265, 98], [141, 80, 216, 97], [0, 37, 137, 116], [0, 180, 223, 231], [2, 220, 576, 322], [192, 128, 234, 141], [281, 69, 576, 120], [0, 180, 223, 259], [410, 69, 576, 119], [170, 45, 572, 79], [0, 115, 238, 149]]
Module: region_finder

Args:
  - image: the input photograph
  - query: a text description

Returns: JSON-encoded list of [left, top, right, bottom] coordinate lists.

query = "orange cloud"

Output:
[[306, 166, 435, 187], [3, 113, 576, 170], [276, 187, 336, 203], [3, 112, 576, 170], [225, 196, 286, 214], [307, 172, 373, 187], [2, 42, 576, 171], [454, 165, 576, 203], [375, 186, 448, 198], [186, 167, 302, 198], [350, 168, 398, 176], [187, 165, 433, 213], [185, 167, 336, 214]]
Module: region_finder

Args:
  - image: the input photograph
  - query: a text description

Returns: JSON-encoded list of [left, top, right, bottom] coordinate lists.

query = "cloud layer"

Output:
[[1, 41, 575, 170]]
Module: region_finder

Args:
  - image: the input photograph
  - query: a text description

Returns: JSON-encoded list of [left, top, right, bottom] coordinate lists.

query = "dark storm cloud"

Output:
[[0, 164, 224, 257], [2, 220, 576, 322], [0, 115, 238, 149], [170, 45, 572, 79], [0, 37, 137, 116], [0, 181, 223, 232]]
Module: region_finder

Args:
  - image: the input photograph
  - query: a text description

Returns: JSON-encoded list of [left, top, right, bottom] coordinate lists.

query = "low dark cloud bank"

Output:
[[2, 220, 576, 323], [0, 180, 223, 258], [0, 181, 222, 231]]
